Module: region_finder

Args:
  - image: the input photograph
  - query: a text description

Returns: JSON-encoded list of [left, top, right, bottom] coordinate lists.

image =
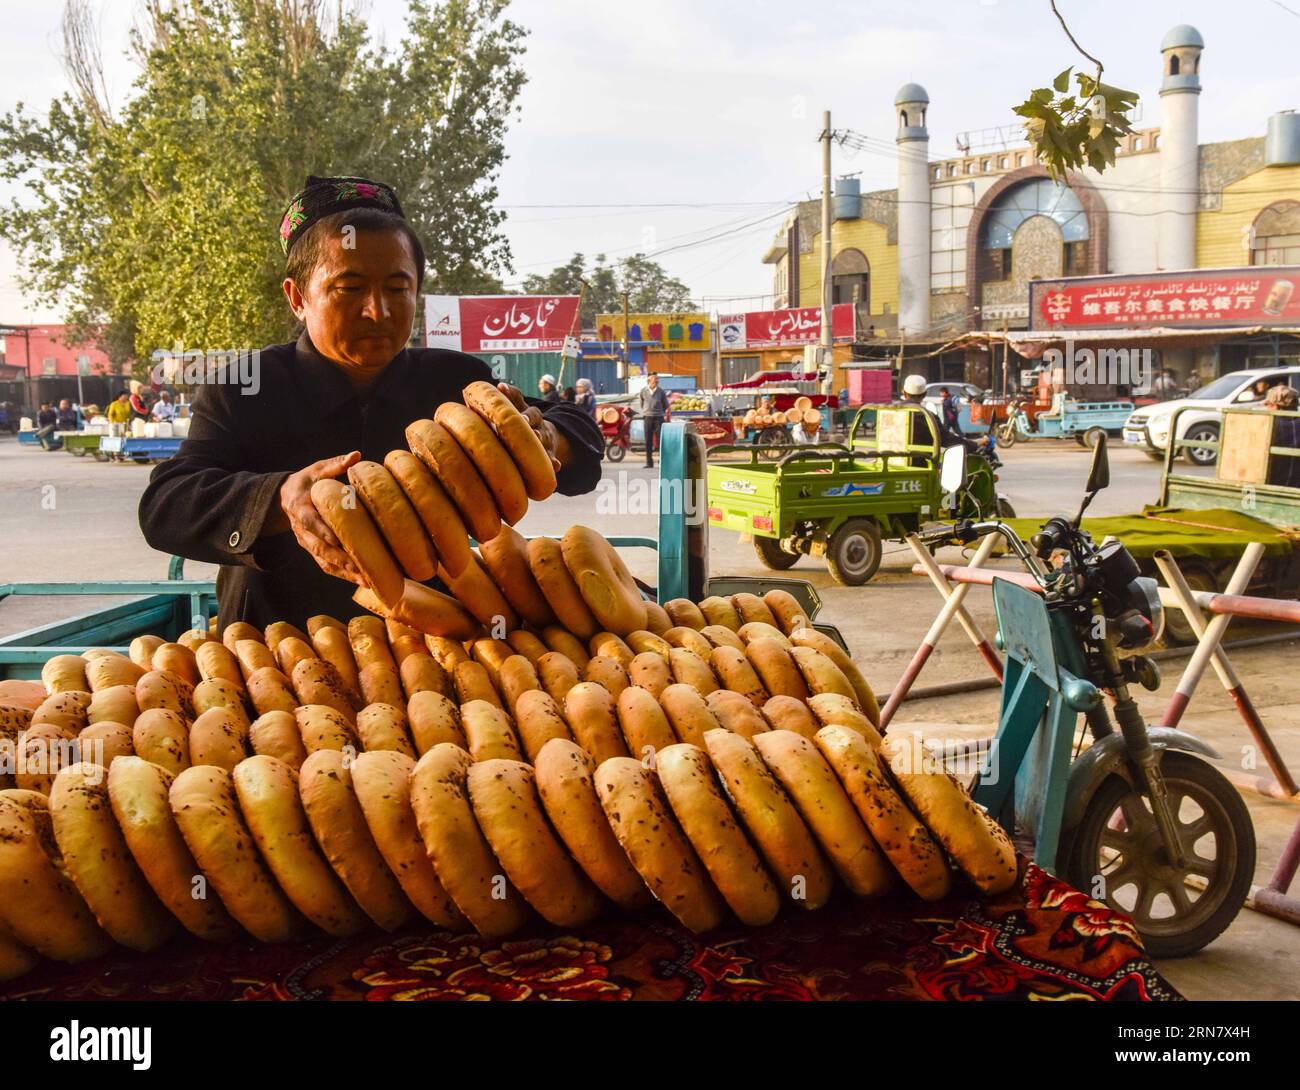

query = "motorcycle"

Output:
[[920, 436, 1254, 956]]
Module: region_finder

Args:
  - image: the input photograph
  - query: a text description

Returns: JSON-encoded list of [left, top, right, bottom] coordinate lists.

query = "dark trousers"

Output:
[[643, 415, 663, 465]]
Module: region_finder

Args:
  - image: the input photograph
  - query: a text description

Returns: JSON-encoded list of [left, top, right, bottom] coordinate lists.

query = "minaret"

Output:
[[1157, 24, 1203, 271], [895, 83, 931, 334]]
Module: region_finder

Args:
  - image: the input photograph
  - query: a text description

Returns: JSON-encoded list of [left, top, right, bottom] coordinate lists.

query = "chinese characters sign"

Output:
[[597, 312, 710, 351], [717, 303, 855, 349], [1029, 268, 1300, 330], [424, 295, 582, 353]]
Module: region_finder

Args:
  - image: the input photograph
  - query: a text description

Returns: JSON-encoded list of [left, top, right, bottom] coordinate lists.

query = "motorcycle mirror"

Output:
[[1074, 433, 1110, 524], [940, 444, 967, 494], [1084, 433, 1110, 493]]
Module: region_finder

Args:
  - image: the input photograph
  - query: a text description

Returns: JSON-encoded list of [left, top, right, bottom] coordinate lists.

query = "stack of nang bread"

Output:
[[309, 380, 565, 637], [0, 587, 1017, 981]]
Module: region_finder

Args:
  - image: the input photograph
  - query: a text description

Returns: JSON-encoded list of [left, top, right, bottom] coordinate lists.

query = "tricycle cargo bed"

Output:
[[706, 444, 938, 540], [1003, 506, 1294, 563]]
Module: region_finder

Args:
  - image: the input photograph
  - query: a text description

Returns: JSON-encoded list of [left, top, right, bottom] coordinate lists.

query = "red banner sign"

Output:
[[718, 303, 855, 349], [423, 294, 581, 353], [1029, 268, 1300, 330]]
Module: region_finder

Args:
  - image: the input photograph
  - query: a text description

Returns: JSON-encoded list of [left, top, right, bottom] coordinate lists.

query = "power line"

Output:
[[498, 201, 785, 210], [505, 202, 795, 281]]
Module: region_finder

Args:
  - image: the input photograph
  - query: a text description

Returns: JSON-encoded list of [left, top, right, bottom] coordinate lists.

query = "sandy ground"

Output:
[[1, 432, 1296, 999]]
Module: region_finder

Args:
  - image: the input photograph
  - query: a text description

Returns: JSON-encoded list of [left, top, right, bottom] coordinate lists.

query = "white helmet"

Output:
[[902, 374, 927, 397], [540, 374, 556, 385]]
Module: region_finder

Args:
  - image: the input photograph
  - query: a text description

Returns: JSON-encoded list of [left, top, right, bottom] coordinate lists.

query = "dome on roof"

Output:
[[894, 83, 929, 105], [1161, 24, 1203, 50]]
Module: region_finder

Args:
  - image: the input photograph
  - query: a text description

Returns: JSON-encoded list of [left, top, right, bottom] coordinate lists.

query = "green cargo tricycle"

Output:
[[706, 404, 1014, 585]]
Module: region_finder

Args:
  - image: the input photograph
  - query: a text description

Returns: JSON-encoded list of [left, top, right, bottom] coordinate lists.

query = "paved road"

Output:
[[0, 432, 1169, 625]]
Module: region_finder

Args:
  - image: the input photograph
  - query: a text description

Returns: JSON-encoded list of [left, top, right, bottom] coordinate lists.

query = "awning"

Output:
[[985, 326, 1300, 360]]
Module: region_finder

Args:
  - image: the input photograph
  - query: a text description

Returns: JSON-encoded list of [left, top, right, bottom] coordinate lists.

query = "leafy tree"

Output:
[[0, 0, 527, 368], [521, 252, 693, 327], [1013, 1, 1137, 180]]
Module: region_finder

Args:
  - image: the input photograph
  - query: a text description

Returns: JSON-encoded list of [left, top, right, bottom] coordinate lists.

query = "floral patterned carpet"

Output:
[[1, 862, 1179, 1002]]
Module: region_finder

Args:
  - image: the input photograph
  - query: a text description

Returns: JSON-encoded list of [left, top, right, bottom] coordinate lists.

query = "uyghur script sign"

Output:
[[718, 303, 855, 349], [1029, 267, 1300, 331], [424, 295, 582, 353]]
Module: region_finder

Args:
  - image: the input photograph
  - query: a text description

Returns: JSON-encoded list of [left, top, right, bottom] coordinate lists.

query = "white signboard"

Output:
[[424, 294, 462, 350]]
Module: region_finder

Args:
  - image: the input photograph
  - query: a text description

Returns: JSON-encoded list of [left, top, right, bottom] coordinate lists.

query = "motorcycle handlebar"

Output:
[[917, 520, 1049, 580]]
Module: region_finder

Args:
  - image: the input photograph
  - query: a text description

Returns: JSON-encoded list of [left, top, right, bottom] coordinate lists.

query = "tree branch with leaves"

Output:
[[0, 0, 527, 366], [1014, 1, 1138, 179]]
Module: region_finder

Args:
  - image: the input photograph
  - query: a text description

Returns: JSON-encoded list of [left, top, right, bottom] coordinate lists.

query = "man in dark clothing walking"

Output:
[[634, 373, 669, 468], [1265, 385, 1300, 489]]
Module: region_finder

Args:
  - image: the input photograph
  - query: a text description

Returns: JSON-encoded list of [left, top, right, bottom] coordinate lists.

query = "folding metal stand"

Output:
[[880, 533, 1002, 728]]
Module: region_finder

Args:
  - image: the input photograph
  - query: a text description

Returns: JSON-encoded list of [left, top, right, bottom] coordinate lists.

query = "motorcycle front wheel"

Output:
[[1064, 751, 1255, 958], [996, 422, 1017, 447]]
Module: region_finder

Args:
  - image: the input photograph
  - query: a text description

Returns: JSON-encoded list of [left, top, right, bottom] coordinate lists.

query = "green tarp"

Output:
[[1003, 507, 1295, 560]]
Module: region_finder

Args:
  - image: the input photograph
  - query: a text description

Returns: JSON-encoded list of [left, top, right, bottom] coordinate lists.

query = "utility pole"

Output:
[[620, 290, 630, 383], [820, 110, 833, 358]]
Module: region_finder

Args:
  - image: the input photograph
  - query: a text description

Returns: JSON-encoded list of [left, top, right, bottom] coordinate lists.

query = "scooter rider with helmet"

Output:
[[901, 374, 1001, 468]]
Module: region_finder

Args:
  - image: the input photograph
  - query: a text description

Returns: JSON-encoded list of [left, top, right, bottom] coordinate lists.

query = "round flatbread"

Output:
[[439, 551, 518, 632], [435, 401, 529, 526], [655, 743, 780, 926], [406, 418, 501, 543], [479, 525, 557, 629], [703, 728, 834, 910], [0, 793, 112, 962], [753, 730, 893, 898], [351, 750, 467, 929], [594, 756, 725, 932], [297, 749, 414, 931], [512, 688, 574, 762], [169, 764, 301, 942], [879, 732, 1018, 895], [232, 755, 367, 937], [528, 538, 599, 639], [462, 380, 557, 501], [409, 744, 531, 938], [348, 460, 438, 581], [468, 759, 604, 926], [705, 689, 770, 741], [107, 756, 239, 941], [533, 739, 649, 910], [310, 477, 405, 607], [561, 526, 646, 636], [384, 449, 474, 577], [814, 726, 952, 902], [614, 685, 677, 759], [563, 682, 628, 765]]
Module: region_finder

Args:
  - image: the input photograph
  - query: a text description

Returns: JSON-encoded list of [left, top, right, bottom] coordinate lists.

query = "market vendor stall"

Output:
[[0, 423, 1182, 1002]]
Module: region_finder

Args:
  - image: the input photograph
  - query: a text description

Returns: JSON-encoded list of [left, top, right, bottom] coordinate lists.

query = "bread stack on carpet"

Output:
[[0, 586, 1017, 981]]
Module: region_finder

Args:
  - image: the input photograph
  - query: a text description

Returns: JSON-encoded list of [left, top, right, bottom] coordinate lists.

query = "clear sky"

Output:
[[1, 0, 1297, 326]]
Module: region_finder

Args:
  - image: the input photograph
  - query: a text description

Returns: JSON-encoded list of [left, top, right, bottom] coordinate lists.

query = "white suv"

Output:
[[1123, 366, 1300, 465]]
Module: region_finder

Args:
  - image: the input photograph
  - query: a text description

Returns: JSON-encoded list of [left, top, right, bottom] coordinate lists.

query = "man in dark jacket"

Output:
[[138, 176, 602, 631], [1265, 385, 1300, 489], [633, 373, 669, 468], [34, 403, 58, 449], [56, 399, 78, 431]]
